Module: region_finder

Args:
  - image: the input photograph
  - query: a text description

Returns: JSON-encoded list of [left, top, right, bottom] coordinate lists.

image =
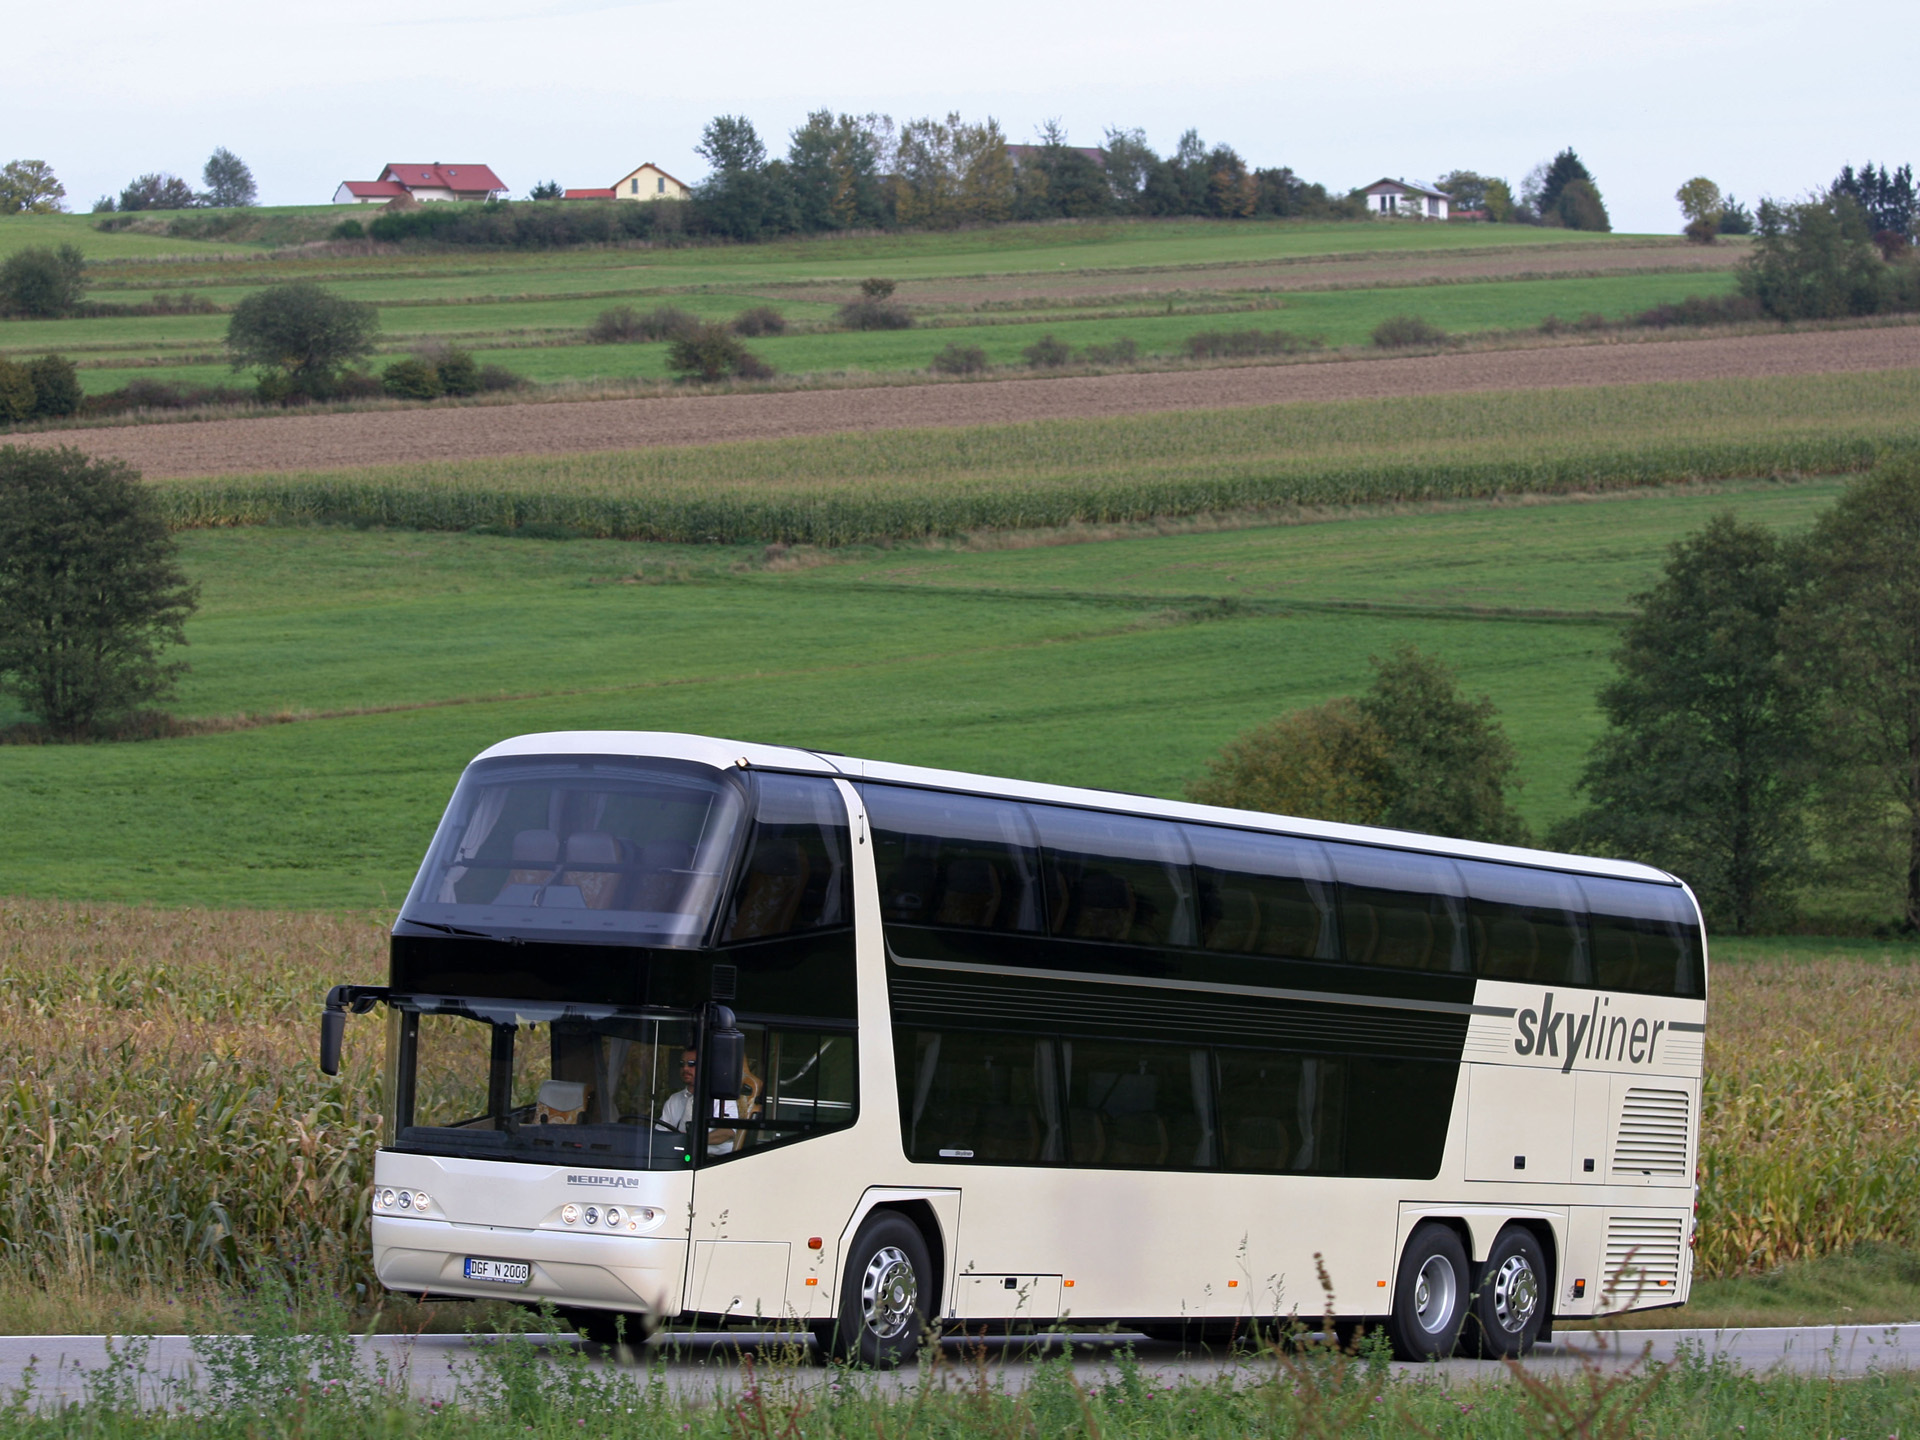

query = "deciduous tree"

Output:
[[0, 244, 87, 318], [1676, 176, 1723, 242], [200, 148, 257, 207], [0, 446, 197, 739], [1738, 195, 1888, 319], [0, 159, 65, 214], [1552, 515, 1810, 932], [1784, 458, 1920, 930], [225, 281, 379, 396], [1187, 646, 1529, 843], [118, 173, 198, 211]]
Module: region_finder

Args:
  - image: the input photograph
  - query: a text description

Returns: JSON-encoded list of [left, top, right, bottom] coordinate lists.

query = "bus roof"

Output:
[[471, 730, 1681, 888]]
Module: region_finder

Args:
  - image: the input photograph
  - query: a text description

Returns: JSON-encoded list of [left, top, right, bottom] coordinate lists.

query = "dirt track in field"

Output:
[[27, 326, 1920, 481]]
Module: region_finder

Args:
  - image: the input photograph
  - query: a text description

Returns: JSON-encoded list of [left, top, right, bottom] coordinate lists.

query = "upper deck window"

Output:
[[400, 755, 745, 946]]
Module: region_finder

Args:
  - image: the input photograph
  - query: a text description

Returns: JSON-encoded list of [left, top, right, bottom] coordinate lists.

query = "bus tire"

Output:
[[1469, 1227, 1547, 1358], [830, 1212, 934, 1368], [1388, 1223, 1469, 1361], [555, 1305, 650, 1348]]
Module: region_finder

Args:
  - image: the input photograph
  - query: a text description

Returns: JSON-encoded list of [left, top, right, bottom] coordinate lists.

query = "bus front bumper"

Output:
[[373, 1216, 686, 1314]]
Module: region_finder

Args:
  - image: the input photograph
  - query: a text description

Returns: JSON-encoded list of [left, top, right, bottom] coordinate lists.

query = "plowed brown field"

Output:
[[25, 326, 1920, 480]]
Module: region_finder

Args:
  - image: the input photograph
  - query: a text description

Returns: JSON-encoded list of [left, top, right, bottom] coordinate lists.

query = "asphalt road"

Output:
[[2, 1325, 1914, 1408]]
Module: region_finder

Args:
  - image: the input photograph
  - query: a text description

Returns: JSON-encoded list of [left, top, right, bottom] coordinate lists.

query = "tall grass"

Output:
[[150, 372, 1920, 546], [3, 897, 1917, 1311]]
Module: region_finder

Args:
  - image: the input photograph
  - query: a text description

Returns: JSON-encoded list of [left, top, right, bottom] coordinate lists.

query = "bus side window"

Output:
[[1459, 861, 1590, 984], [1214, 1049, 1343, 1173], [899, 1031, 1062, 1163], [859, 785, 1045, 935], [723, 775, 851, 942], [1580, 877, 1701, 997], [1326, 845, 1470, 973], [1183, 825, 1339, 961], [1027, 805, 1195, 947]]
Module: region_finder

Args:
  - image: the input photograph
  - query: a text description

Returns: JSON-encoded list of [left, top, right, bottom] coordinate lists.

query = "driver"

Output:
[[658, 1047, 740, 1155]]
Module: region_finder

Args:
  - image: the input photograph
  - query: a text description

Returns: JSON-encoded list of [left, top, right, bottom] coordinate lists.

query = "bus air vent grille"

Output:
[[1611, 1087, 1689, 1177], [1602, 1214, 1685, 1301]]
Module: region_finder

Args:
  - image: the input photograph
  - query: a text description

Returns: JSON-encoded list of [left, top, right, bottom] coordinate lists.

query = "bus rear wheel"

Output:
[[1388, 1223, 1469, 1361], [828, 1213, 934, 1368], [555, 1305, 651, 1348], [1469, 1227, 1547, 1358]]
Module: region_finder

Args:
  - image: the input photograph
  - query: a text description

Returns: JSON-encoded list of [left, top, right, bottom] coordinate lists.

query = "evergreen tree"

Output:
[[1552, 515, 1809, 932], [1536, 148, 1594, 216]]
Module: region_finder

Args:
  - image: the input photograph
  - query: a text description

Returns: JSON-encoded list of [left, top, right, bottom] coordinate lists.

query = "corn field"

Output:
[[150, 373, 1920, 547], [1, 898, 1915, 1301]]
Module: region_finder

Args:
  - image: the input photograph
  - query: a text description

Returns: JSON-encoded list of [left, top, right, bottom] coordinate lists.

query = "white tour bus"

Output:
[[320, 731, 1705, 1363]]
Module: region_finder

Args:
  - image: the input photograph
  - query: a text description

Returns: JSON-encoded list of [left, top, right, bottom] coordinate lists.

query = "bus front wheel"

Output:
[[828, 1213, 934, 1368], [1469, 1227, 1548, 1358], [1388, 1224, 1469, 1361]]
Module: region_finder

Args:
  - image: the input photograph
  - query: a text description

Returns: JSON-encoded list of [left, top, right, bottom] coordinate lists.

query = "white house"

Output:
[[333, 163, 509, 204], [1361, 178, 1451, 220], [566, 162, 691, 202]]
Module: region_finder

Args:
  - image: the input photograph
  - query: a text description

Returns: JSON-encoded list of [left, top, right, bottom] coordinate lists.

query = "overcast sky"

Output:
[[8, 0, 1912, 234]]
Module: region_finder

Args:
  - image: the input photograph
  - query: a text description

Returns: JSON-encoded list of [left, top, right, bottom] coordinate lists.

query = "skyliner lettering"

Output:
[[1513, 992, 1667, 1070]]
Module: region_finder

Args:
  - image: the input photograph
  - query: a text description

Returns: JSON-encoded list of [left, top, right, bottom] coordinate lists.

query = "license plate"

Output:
[[464, 1257, 530, 1285]]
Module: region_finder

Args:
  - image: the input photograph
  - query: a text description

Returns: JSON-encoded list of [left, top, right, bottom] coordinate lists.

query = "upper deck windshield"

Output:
[[400, 755, 745, 946]]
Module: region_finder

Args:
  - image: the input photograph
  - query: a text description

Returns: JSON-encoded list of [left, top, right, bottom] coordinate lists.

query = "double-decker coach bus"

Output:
[[321, 731, 1705, 1363]]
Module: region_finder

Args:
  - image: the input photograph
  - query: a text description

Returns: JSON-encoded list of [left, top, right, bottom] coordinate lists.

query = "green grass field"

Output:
[[1, 470, 1860, 911], [0, 209, 1743, 395]]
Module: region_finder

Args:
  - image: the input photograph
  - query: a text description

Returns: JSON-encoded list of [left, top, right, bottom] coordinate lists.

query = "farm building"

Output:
[[1361, 178, 1451, 219], [565, 163, 691, 202], [332, 163, 509, 205]]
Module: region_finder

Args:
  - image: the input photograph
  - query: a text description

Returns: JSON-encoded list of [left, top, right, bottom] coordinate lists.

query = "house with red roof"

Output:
[[332, 163, 509, 205]]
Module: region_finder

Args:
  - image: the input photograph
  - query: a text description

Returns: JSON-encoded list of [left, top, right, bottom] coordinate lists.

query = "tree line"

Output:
[[1190, 458, 1920, 937]]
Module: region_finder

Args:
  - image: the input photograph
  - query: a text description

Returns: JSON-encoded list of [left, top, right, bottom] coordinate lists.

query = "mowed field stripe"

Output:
[[22, 325, 1920, 480]]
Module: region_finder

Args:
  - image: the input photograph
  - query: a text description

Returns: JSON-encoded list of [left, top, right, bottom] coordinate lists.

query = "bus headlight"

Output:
[[604, 1207, 624, 1228], [561, 1204, 580, 1225], [583, 1206, 600, 1227], [413, 1192, 432, 1212], [397, 1190, 412, 1209], [378, 1189, 397, 1210]]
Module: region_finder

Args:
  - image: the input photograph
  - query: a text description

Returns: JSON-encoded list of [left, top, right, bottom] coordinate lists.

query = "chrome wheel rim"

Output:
[[1491, 1254, 1539, 1333], [1412, 1255, 1457, 1336], [860, 1245, 918, 1340]]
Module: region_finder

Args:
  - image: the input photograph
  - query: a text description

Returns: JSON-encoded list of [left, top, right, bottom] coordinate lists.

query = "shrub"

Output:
[[836, 297, 914, 330], [1685, 215, 1720, 245], [1023, 334, 1072, 368], [587, 304, 699, 343], [1371, 315, 1449, 348], [666, 323, 771, 383], [330, 219, 365, 241], [0, 244, 88, 318], [380, 358, 443, 400], [428, 347, 481, 397], [477, 364, 529, 392], [730, 305, 787, 337], [117, 173, 198, 212], [80, 379, 253, 416], [1184, 328, 1316, 359], [327, 369, 386, 400], [26, 354, 81, 418], [0, 361, 35, 424], [929, 342, 990, 375], [1080, 336, 1140, 365], [1577, 311, 1610, 332], [1632, 294, 1764, 328], [859, 277, 897, 299]]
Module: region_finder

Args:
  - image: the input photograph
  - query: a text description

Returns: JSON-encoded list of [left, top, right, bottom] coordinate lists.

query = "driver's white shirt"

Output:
[[660, 1088, 739, 1155]]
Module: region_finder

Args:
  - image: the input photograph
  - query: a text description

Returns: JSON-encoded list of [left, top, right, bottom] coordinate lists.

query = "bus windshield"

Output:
[[399, 756, 745, 946], [398, 1001, 705, 1171]]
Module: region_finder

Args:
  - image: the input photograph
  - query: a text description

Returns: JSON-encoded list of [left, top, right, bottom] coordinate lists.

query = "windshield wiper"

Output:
[[398, 919, 520, 943]]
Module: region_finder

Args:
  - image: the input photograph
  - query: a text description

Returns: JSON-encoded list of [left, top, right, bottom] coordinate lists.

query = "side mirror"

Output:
[[320, 1008, 346, 1076], [704, 1004, 745, 1103], [319, 983, 388, 1076]]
